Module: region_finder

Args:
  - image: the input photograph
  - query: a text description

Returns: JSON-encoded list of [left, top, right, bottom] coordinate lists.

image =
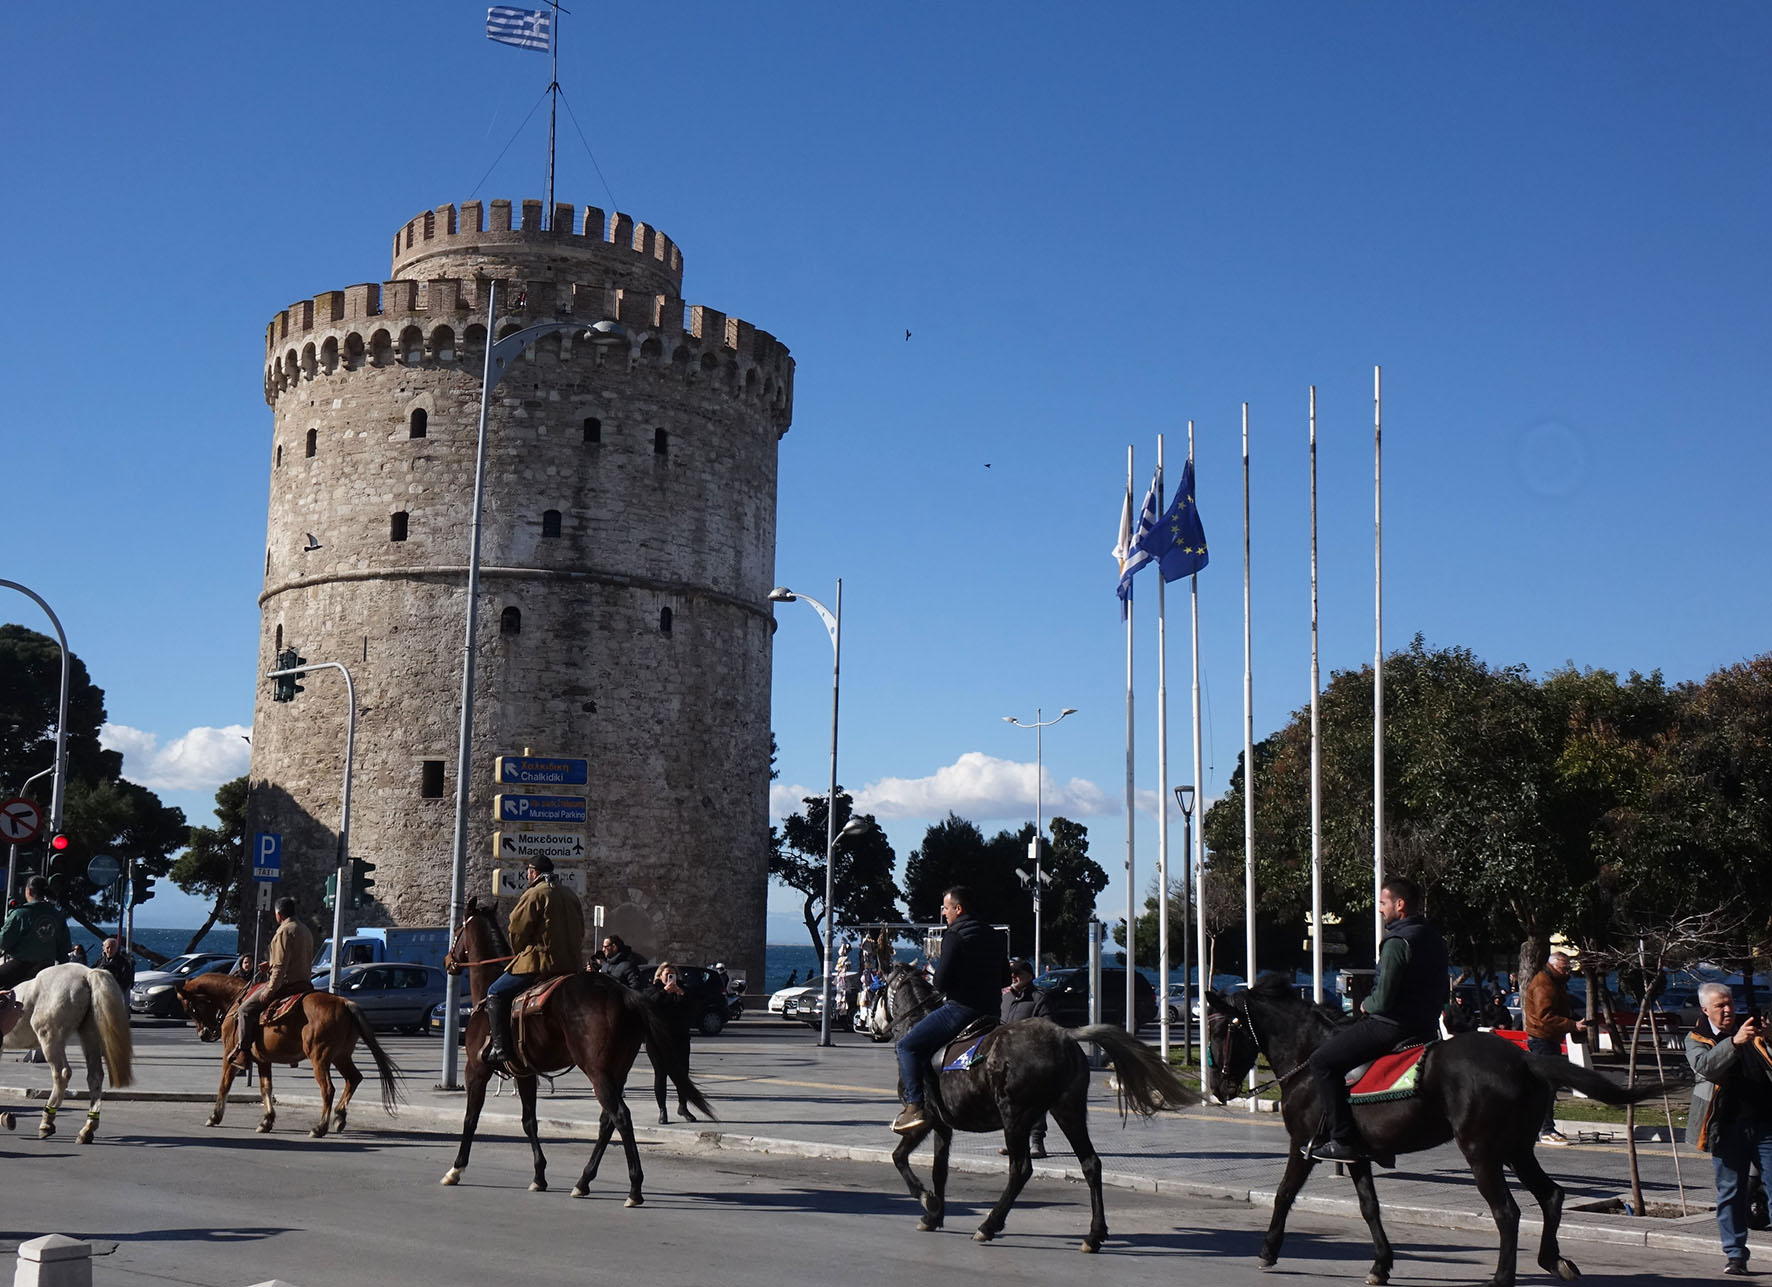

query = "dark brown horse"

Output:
[[177, 971, 404, 1137], [440, 897, 714, 1203], [1206, 975, 1682, 1287]]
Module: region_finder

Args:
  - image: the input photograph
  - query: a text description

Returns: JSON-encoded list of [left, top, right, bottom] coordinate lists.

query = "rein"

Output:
[[1225, 992, 1310, 1099], [447, 913, 517, 970], [886, 971, 942, 1030]]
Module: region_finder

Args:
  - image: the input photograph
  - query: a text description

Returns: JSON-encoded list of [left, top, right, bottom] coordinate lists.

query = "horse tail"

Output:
[[1071, 1024, 1202, 1116], [1522, 1052, 1684, 1105], [345, 1000, 407, 1115], [625, 987, 717, 1122], [85, 968, 134, 1088]]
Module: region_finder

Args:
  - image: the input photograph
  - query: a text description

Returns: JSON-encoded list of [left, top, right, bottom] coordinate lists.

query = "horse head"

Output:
[[1204, 989, 1259, 1104], [176, 974, 240, 1042], [883, 963, 941, 1040]]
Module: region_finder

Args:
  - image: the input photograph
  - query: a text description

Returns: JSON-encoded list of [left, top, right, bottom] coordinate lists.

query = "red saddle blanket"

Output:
[[243, 983, 310, 1024], [1347, 1041, 1434, 1103]]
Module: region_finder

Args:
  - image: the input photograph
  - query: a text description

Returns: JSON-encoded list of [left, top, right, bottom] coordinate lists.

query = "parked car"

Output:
[[1166, 977, 1247, 1025], [669, 964, 735, 1036], [430, 995, 474, 1042], [322, 962, 447, 1034], [128, 952, 239, 1018], [769, 975, 828, 1019], [1033, 967, 1158, 1030]]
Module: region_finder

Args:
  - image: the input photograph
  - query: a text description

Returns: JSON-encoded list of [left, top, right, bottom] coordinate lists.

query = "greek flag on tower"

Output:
[[487, 6, 551, 52]]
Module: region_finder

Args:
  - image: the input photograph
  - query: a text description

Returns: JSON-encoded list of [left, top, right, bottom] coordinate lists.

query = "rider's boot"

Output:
[[230, 1016, 257, 1072], [484, 992, 515, 1067], [1305, 1093, 1370, 1162]]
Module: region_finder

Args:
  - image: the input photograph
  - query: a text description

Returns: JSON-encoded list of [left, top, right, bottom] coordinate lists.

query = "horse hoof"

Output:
[[204, 1117, 220, 1128], [917, 1219, 937, 1232], [76, 1127, 95, 1145], [625, 1195, 643, 1208], [1257, 1258, 1277, 1271], [921, 1193, 941, 1216], [38, 1124, 54, 1140], [1081, 1240, 1101, 1254], [308, 1128, 325, 1139], [441, 1168, 462, 1186], [571, 1186, 589, 1198], [529, 1181, 547, 1192], [1367, 1273, 1389, 1285], [972, 1229, 995, 1243], [2, 1112, 16, 1131], [1555, 1260, 1580, 1282]]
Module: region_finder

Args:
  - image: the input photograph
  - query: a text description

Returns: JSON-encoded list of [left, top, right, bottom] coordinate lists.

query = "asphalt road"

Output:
[[0, 1098, 1720, 1287]]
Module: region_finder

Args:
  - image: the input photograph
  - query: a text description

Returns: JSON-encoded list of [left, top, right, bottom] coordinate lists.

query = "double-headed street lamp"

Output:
[[1173, 784, 1195, 1056], [769, 581, 855, 1048], [1003, 707, 1077, 972], [441, 284, 629, 1088]]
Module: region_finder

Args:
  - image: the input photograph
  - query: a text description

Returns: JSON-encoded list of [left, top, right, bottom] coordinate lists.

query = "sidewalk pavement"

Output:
[[0, 1013, 1760, 1265]]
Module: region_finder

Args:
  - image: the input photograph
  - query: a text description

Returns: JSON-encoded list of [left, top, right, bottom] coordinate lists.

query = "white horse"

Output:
[[2, 963, 134, 1142]]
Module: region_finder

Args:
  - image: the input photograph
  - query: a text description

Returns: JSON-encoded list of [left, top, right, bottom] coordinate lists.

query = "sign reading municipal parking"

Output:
[[496, 755, 589, 787], [494, 794, 587, 825], [252, 832, 283, 881], [495, 830, 586, 862], [0, 797, 44, 844], [493, 866, 585, 898]]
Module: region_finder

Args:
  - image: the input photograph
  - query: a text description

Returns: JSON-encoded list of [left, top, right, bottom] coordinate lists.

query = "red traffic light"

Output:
[[49, 834, 70, 852]]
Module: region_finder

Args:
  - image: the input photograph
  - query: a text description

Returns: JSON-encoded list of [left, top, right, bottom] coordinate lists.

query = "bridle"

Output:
[[446, 910, 516, 972], [179, 979, 233, 1043], [883, 966, 942, 1031], [1215, 990, 1307, 1100]]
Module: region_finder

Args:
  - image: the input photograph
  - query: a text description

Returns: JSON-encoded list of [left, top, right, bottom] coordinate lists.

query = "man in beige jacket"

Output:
[[231, 896, 315, 1071], [485, 856, 584, 1066]]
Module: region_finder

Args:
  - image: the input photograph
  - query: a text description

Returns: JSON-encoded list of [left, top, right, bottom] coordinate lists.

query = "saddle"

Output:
[[1347, 1038, 1436, 1103], [478, 974, 576, 1075], [936, 1016, 1001, 1074], [243, 982, 311, 1024]]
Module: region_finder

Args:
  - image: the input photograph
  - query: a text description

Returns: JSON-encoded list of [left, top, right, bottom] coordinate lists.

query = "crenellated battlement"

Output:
[[389, 199, 684, 292]]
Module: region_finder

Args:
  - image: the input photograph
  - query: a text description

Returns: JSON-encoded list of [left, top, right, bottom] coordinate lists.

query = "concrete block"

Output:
[[14, 1235, 90, 1287]]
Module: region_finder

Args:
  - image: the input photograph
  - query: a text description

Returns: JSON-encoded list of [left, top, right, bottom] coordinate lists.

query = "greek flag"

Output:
[[487, 6, 551, 52], [1113, 469, 1159, 620]]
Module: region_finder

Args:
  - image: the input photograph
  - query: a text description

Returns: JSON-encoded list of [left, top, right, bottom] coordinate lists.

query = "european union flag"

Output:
[[1137, 458, 1209, 581]]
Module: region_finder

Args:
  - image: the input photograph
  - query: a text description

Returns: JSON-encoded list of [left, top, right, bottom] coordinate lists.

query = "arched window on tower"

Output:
[[653, 427, 668, 456], [305, 428, 317, 458], [390, 511, 409, 542], [583, 417, 601, 443], [659, 607, 673, 636], [541, 510, 562, 538], [410, 409, 428, 439], [501, 607, 522, 637]]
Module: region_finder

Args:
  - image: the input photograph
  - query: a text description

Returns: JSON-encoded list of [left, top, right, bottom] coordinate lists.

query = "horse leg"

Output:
[[1512, 1149, 1578, 1281], [516, 1076, 548, 1192], [1466, 1153, 1522, 1287], [1347, 1160, 1395, 1285], [929, 1125, 953, 1232], [332, 1051, 363, 1134], [257, 1064, 277, 1133], [613, 1101, 645, 1207], [309, 1052, 335, 1138], [1258, 1148, 1319, 1267], [891, 1124, 941, 1230], [75, 1019, 104, 1145], [1050, 1089, 1107, 1253], [206, 1050, 241, 1126], [442, 1059, 491, 1185], [571, 1103, 619, 1197], [35, 1026, 69, 1139], [975, 1123, 1037, 1245]]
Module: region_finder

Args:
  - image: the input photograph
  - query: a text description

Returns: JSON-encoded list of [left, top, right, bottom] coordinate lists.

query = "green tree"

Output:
[[901, 815, 1034, 951], [771, 789, 902, 960], [0, 624, 119, 791], [172, 775, 248, 951], [1041, 817, 1109, 967], [57, 777, 186, 955]]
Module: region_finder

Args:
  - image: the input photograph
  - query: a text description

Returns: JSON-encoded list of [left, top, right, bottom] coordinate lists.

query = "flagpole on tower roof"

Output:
[[545, 0, 561, 228]]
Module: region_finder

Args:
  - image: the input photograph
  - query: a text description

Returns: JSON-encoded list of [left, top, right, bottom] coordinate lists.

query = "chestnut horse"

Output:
[[177, 971, 404, 1137], [439, 897, 714, 1203]]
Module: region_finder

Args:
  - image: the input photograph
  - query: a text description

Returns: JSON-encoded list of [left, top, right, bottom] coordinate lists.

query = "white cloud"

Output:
[[771, 751, 1115, 824], [101, 723, 252, 793]]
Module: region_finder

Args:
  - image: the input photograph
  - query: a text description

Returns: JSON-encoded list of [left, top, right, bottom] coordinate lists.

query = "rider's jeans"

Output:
[[896, 1001, 985, 1104], [487, 970, 537, 999], [1711, 1119, 1772, 1260]]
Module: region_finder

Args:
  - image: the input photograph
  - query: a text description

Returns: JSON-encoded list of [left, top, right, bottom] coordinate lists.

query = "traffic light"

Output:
[[272, 648, 307, 702], [130, 874, 155, 906], [48, 834, 70, 857], [348, 857, 375, 908], [323, 872, 338, 910]]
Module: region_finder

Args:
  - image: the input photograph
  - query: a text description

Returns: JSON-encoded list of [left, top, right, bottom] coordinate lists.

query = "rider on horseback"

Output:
[[230, 896, 315, 1072], [484, 856, 584, 1068], [892, 885, 1006, 1134], [1305, 874, 1448, 1162]]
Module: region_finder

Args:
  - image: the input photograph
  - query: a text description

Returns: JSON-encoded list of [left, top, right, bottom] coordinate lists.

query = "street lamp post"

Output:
[[1003, 707, 1077, 971], [1173, 784, 1195, 1057], [0, 581, 71, 835], [440, 283, 629, 1088], [769, 581, 850, 1048]]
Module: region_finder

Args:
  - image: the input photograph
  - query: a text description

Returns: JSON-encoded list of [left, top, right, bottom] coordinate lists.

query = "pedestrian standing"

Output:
[[647, 962, 698, 1124], [1687, 982, 1772, 1276], [999, 957, 1053, 1157], [1524, 951, 1588, 1146]]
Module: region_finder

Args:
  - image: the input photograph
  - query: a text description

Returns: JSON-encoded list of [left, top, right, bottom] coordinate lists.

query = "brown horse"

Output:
[[177, 971, 404, 1137], [440, 896, 714, 1203]]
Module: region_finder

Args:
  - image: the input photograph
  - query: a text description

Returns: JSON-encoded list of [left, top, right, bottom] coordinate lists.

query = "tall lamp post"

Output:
[[440, 282, 629, 1089], [1003, 707, 1077, 971], [769, 582, 851, 1048], [1173, 784, 1195, 1056], [0, 580, 70, 835]]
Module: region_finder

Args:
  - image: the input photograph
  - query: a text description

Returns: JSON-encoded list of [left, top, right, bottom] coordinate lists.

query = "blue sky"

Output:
[[3, 5, 1767, 937]]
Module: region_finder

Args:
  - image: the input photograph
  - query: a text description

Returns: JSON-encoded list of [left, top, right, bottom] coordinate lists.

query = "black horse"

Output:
[[1206, 974, 1682, 1287], [882, 962, 1199, 1252]]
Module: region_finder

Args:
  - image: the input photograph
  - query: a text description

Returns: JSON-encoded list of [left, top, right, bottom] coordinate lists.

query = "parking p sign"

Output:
[[252, 832, 282, 882]]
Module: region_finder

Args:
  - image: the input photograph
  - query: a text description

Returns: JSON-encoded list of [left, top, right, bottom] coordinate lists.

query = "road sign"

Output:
[[86, 855, 121, 886], [495, 830, 586, 862], [493, 866, 585, 897], [495, 755, 589, 787], [494, 794, 586, 825], [258, 881, 274, 911], [0, 797, 43, 844], [252, 832, 283, 881]]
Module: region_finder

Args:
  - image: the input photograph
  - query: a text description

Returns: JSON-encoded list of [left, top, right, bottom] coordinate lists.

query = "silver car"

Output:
[[320, 963, 448, 1034]]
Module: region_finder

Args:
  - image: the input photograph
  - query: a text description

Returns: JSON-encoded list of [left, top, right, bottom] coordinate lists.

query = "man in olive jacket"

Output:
[[0, 877, 72, 989], [1686, 982, 1772, 1275], [485, 856, 585, 1066], [231, 896, 315, 1071]]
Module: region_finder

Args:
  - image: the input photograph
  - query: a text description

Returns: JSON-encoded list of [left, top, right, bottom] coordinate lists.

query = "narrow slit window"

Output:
[[583, 417, 601, 443], [410, 409, 428, 439], [421, 760, 445, 799], [275, 444, 283, 468], [541, 509, 562, 538], [305, 428, 318, 458], [659, 607, 673, 636], [501, 606, 521, 637], [653, 427, 668, 456], [390, 511, 409, 542]]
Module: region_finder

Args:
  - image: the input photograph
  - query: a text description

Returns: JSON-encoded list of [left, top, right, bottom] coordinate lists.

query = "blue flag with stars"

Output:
[[1137, 457, 1209, 581]]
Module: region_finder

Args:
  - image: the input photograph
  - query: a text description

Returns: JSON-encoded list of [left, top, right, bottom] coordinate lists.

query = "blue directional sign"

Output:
[[496, 755, 589, 787], [252, 832, 283, 882], [494, 794, 587, 825]]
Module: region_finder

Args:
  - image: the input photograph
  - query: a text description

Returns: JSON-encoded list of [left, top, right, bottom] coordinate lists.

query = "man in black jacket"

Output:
[[1306, 875, 1448, 1162], [893, 886, 1005, 1133]]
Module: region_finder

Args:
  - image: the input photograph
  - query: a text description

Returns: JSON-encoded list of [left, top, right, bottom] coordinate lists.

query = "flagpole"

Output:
[[1155, 435, 1171, 1063], [1188, 421, 1208, 1093], [1241, 402, 1256, 1102], [545, 1, 560, 227], [1123, 446, 1138, 1035], [1310, 387, 1324, 1003], [1372, 365, 1385, 957]]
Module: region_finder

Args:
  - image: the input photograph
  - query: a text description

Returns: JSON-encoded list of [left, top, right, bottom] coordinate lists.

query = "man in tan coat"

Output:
[[231, 896, 316, 1071], [1524, 951, 1588, 1145], [485, 856, 584, 1066]]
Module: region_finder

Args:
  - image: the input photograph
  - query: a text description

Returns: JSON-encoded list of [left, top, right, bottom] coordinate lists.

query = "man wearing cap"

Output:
[[484, 855, 584, 1067], [0, 876, 72, 989], [230, 896, 314, 1072], [1001, 957, 1053, 1157]]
